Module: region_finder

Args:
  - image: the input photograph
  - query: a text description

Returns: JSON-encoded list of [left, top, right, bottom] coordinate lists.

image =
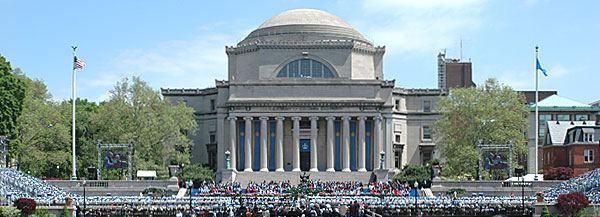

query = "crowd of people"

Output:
[[10, 167, 600, 216], [542, 168, 600, 203], [0, 168, 76, 205]]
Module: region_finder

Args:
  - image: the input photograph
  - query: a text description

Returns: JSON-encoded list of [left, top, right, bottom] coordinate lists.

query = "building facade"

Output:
[[542, 121, 600, 176], [162, 9, 451, 181]]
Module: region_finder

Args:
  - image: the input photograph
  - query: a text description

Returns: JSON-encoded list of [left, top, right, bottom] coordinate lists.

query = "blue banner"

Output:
[[300, 139, 310, 152], [350, 121, 357, 171], [254, 121, 260, 171], [269, 121, 276, 171], [366, 121, 372, 171], [239, 121, 245, 170], [335, 121, 341, 171]]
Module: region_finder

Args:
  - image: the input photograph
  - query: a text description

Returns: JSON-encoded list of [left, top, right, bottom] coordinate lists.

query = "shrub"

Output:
[[392, 164, 431, 187], [540, 205, 550, 217], [14, 198, 36, 216], [31, 209, 56, 217], [556, 192, 589, 217], [0, 206, 21, 217], [142, 187, 165, 196], [60, 206, 70, 217], [179, 164, 215, 187], [543, 167, 574, 180]]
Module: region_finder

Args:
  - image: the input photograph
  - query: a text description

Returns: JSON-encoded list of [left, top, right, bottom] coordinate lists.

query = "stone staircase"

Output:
[[233, 171, 374, 187]]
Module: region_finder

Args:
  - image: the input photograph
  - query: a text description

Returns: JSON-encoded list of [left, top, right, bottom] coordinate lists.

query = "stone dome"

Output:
[[239, 9, 369, 45]]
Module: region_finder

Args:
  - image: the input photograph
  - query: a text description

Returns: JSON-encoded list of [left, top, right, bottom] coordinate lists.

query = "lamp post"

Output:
[[515, 167, 525, 213], [225, 150, 231, 170], [414, 181, 418, 216], [81, 180, 87, 217]]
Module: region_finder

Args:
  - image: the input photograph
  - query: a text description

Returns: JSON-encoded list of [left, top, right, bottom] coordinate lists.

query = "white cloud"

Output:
[[79, 33, 237, 101], [357, 0, 486, 54]]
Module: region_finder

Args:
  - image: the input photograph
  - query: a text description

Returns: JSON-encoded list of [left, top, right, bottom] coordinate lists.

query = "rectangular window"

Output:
[[210, 99, 215, 111], [209, 133, 216, 143], [539, 114, 551, 125], [299, 121, 311, 129], [423, 100, 431, 112], [546, 152, 550, 165], [584, 133, 594, 142], [422, 151, 432, 166], [422, 126, 432, 140], [557, 114, 570, 121], [396, 99, 401, 110], [300, 59, 311, 77], [539, 128, 545, 137], [395, 134, 401, 143], [576, 115, 588, 121], [584, 149, 594, 163], [569, 151, 572, 166], [288, 61, 299, 77]]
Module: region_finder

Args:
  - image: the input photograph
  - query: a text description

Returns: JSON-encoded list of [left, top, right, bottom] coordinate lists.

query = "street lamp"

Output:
[[414, 181, 419, 216], [81, 180, 87, 217], [515, 167, 525, 213]]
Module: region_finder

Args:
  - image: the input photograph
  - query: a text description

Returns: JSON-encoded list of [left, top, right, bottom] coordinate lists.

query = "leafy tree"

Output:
[[14, 198, 36, 216], [433, 78, 528, 180], [556, 192, 589, 217], [15, 70, 71, 179], [180, 164, 215, 186], [391, 164, 431, 187], [0, 55, 26, 165], [90, 77, 196, 179]]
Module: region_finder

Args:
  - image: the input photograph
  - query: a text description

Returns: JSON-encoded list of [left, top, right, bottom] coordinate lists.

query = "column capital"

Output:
[[243, 116, 253, 121], [259, 116, 269, 121], [291, 116, 301, 121], [227, 116, 238, 121], [357, 116, 367, 121], [275, 116, 285, 121], [309, 116, 319, 121], [325, 116, 336, 121], [341, 116, 351, 121], [373, 115, 383, 121]]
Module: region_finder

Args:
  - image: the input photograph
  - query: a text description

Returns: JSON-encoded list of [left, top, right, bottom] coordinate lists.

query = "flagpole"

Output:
[[71, 46, 78, 180], [534, 46, 539, 180]]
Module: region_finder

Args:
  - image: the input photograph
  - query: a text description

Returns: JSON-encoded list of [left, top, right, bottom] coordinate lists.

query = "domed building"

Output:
[[162, 9, 446, 183]]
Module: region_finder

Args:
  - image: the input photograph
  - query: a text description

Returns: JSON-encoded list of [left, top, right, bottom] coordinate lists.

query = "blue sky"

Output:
[[1, 0, 598, 103]]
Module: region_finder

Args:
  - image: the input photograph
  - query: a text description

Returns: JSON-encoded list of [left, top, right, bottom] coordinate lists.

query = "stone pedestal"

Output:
[[221, 169, 236, 183], [374, 169, 389, 182]]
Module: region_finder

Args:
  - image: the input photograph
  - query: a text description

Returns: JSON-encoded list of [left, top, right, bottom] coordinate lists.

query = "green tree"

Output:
[[15, 70, 72, 179], [59, 206, 70, 217], [90, 77, 196, 179], [433, 78, 528, 180], [0, 55, 26, 165], [180, 164, 215, 185]]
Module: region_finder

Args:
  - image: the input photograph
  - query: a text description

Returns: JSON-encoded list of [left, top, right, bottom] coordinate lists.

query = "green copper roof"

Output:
[[529, 94, 600, 111]]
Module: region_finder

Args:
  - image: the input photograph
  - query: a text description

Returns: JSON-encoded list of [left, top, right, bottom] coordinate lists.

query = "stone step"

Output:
[[234, 171, 374, 187]]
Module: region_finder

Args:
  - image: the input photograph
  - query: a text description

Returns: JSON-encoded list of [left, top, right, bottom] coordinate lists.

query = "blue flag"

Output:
[[536, 57, 547, 76]]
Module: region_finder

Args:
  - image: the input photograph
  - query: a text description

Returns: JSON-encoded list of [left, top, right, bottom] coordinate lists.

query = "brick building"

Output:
[[543, 121, 600, 176]]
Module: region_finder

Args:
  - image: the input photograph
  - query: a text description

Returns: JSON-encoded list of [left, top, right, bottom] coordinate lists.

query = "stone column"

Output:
[[309, 116, 319, 172], [275, 116, 285, 172], [342, 116, 351, 172], [292, 116, 301, 172], [228, 116, 237, 171], [384, 116, 393, 170], [326, 116, 335, 172], [374, 116, 383, 169], [244, 116, 253, 172], [259, 116, 269, 172], [358, 116, 367, 172]]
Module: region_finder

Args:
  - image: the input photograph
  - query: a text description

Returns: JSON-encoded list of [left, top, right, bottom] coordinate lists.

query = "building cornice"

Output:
[[161, 87, 217, 96], [226, 40, 384, 55]]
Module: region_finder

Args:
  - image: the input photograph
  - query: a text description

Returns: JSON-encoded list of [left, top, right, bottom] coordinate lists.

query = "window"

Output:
[[539, 128, 545, 137], [395, 134, 401, 143], [584, 133, 594, 142], [299, 121, 311, 129], [277, 59, 334, 78], [394, 151, 401, 169], [210, 99, 215, 111], [422, 151, 432, 166], [576, 115, 588, 121], [569, 151, 572, 166], [422, 126, 432, 140], [423, 101, 431, 112], [395, 99, 401, 110], [584, 149, 594, 163], [557, 114, 570, 121], [539, 114, 551, 126], [209, 133, 216, 143]]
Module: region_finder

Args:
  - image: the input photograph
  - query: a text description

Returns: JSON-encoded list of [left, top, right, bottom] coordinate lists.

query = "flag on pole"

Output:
[[73, 56, 86, 70], [536, 57, 547, 76]]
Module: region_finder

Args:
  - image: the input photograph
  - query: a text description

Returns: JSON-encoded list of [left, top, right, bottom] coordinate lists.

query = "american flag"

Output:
[[73, 56, 86, 70]]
